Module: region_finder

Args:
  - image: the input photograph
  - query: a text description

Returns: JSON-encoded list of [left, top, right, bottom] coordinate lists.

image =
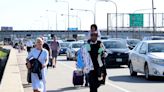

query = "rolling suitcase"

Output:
[[72, 70, 84, 86]]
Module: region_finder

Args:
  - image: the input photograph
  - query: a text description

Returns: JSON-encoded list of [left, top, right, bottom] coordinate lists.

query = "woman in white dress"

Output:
[[26, 38, 49, 92]]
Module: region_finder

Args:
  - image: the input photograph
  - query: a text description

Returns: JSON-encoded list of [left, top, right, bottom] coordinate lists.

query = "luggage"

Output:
[[27, 69, 31, 83], [47, 58, 53, 68], [72, 70, 84, 86]]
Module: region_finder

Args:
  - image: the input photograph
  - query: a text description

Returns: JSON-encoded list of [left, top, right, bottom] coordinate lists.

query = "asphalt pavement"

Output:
[[17, 50, 164, 92]]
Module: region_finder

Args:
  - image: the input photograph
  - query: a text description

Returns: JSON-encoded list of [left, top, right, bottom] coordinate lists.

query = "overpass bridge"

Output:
[[0, 30, 164, 41]]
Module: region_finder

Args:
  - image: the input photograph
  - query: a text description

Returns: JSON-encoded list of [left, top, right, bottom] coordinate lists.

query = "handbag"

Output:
[[29, 50, 43, 73], [27, 69, 32, 83]]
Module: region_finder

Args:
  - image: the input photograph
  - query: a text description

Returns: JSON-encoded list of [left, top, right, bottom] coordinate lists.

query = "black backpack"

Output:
[[29, 50, 43, 79]]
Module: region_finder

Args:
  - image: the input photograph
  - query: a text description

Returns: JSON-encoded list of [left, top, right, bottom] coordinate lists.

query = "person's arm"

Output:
[[100, 43, 108, 58], [57, 42, 60, 52], [50, 42, 53, 50], [42, 50, 49, 68], [26, 49, 33, 68], [45, 50, 49, 65], [47, 44, 52, 58], [26, 49, 33, 61]]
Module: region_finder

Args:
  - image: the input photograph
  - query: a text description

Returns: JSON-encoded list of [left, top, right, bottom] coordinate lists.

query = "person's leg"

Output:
[[89, 71, 98, 92], [52, 51, 56, 68], [42, 68, 47, 92], [52, 57, 56, 68], [85, 73, 89, 87], [43, 82, 46, 92], [53, 52, 58, 68], [54, 57, 57, 67]]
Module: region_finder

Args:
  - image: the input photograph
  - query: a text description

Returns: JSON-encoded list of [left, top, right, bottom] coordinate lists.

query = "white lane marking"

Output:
[[106, 82, 131, 92], [58, 61, 131, 92]]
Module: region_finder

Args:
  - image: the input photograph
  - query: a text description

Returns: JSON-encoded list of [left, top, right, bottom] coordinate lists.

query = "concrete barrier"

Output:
[[0, 48, 24, 92]]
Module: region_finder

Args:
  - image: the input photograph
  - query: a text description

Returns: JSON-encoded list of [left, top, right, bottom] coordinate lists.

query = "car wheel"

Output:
[[67, 57, 70, 60], [144, 64, 152, 80], [129, 62, 137, 76], [66, 54, 70, 60]]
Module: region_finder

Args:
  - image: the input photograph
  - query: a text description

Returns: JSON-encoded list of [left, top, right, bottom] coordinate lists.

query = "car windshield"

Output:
[[60, 43, 70, 47], [103, 40, 127, 49], [127, 40, 140, 45], [148, 43, 164, 52], [72, 43, 83, 48]]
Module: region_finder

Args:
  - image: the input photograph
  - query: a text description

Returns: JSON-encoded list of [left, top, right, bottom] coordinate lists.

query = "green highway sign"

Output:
[[129, 14, 144, 27]]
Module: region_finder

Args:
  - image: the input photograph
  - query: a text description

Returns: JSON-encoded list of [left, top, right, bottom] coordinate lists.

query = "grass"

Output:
[[0, 51, 8, 59]]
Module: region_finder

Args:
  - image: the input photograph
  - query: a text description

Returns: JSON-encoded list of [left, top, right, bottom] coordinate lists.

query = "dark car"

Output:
[[127, 39, 140, 50], [103, 39, 130, 67], [59, 42, 70, 55]]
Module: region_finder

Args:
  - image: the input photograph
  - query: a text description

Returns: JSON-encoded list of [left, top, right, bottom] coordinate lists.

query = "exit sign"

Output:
[[129, 14, 144, 27]]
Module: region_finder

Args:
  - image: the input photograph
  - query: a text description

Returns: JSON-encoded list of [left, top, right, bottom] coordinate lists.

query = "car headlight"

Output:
[[151, 58, 164, 64], [124, 51, 129, 54]]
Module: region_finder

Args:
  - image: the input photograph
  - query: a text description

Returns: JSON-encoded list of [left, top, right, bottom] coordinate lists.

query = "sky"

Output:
[[0, 0, 164, 30]]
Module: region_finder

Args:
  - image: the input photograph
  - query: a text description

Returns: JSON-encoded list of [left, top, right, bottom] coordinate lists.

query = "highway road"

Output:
[[17, 51, 164, 92]]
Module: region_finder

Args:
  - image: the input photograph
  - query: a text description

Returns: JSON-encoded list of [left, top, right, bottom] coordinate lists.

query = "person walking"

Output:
[[26, 37, 49, 92], [85, 24, 102, 87], [87, 24, 101, 40], [26, 38, 34, 54], [50, 36, 60, 68], [41, 37, 52, 67], [85, 31, 107, 92]]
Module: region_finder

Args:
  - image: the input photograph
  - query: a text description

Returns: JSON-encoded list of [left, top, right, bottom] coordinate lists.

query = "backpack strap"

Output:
[[37, 50, 42, 59]]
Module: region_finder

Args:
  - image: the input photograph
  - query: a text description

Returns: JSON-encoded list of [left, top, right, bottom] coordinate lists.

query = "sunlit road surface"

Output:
[[17, 51, 164, 92]]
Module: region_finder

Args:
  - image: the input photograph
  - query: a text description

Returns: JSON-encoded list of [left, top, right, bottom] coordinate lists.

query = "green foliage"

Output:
[[0, 51, 8, 58]]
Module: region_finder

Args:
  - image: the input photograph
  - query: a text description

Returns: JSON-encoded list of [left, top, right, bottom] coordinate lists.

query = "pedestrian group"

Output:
[[25, 24, 107, 92]]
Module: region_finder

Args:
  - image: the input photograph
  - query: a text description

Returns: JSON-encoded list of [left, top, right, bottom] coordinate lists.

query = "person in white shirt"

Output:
[[26, 37, 49, 92], [26, 39, 34, 53]]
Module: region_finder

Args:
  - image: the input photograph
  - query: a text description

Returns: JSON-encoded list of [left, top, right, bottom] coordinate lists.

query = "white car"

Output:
[[66, 42, 84, 60], [129, 40, 164, 80]]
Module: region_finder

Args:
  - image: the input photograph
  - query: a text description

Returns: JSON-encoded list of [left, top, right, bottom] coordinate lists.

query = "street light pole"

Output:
[[70, 8, 95, 24], [46, 10, 58, 30], [132, 8, 156, 38], [55, 0, 69, 30], [61, 14, 81, 30], [40, 16, 50, 30], [133, 8, 156, 13], [107, 0, 117, 37], [152, 0, 156, 36], [94, 0, 117, 36]]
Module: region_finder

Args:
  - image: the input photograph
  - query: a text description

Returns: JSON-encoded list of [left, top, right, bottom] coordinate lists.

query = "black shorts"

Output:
[[27, 47, 32, 52], [52, 50, 58, 58]]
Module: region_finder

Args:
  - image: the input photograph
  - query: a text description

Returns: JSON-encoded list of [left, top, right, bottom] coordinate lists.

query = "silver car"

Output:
[[66, 42, 84, 60], [129, 40, 164, 80]]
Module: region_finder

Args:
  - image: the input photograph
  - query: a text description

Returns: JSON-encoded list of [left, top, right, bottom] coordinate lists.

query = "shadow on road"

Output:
[[58, 59, 75, 62], [22, 84, 32, 88], [109, 75, 164, 83], [106, 66, 128, 69], [47, 86, 87, 92]]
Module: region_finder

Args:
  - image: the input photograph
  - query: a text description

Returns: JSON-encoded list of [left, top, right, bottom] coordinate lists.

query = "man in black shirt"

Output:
[[87, 31, 107, 92], [41, 37, 52, 67]]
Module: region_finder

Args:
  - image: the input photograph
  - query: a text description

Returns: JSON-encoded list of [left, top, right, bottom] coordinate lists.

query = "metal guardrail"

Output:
[[0, 30, 164, 39]]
